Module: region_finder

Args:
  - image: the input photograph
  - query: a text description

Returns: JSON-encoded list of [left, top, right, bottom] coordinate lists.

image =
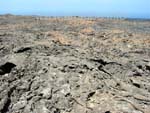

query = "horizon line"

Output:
[[1, 13, 150, 20]]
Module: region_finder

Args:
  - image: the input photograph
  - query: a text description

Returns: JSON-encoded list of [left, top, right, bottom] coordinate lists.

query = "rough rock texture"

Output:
[[0, 15, 150, 113]]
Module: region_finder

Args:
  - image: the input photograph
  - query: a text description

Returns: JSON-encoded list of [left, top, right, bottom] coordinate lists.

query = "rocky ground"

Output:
[[0, 15, 150, 113]]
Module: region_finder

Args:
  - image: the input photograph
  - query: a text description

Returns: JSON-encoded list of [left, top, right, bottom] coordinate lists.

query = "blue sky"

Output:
[[0, 0, 150, 18]]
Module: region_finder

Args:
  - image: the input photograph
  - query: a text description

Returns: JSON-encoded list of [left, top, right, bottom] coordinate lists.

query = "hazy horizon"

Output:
[[0, 0, 150, 19]]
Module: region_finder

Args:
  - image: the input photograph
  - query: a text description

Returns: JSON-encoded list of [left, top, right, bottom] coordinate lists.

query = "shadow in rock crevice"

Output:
[[0, 62, 16, 75]]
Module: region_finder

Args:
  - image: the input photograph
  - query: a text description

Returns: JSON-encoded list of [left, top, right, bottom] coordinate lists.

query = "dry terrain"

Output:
[[0, 15, 150, 113]]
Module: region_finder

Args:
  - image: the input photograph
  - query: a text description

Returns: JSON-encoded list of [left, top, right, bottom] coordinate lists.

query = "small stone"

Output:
[[13, 100, 27, 110], [40, 87, 52, 98], [127, 44, 132, 48], [60, 84, 70, 96]]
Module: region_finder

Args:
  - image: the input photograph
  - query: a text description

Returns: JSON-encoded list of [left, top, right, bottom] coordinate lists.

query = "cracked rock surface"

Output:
[[0, 15, 150, 113]]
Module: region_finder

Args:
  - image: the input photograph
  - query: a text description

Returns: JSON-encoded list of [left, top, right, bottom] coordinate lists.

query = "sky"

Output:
[[0, 0, 150, 18]]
